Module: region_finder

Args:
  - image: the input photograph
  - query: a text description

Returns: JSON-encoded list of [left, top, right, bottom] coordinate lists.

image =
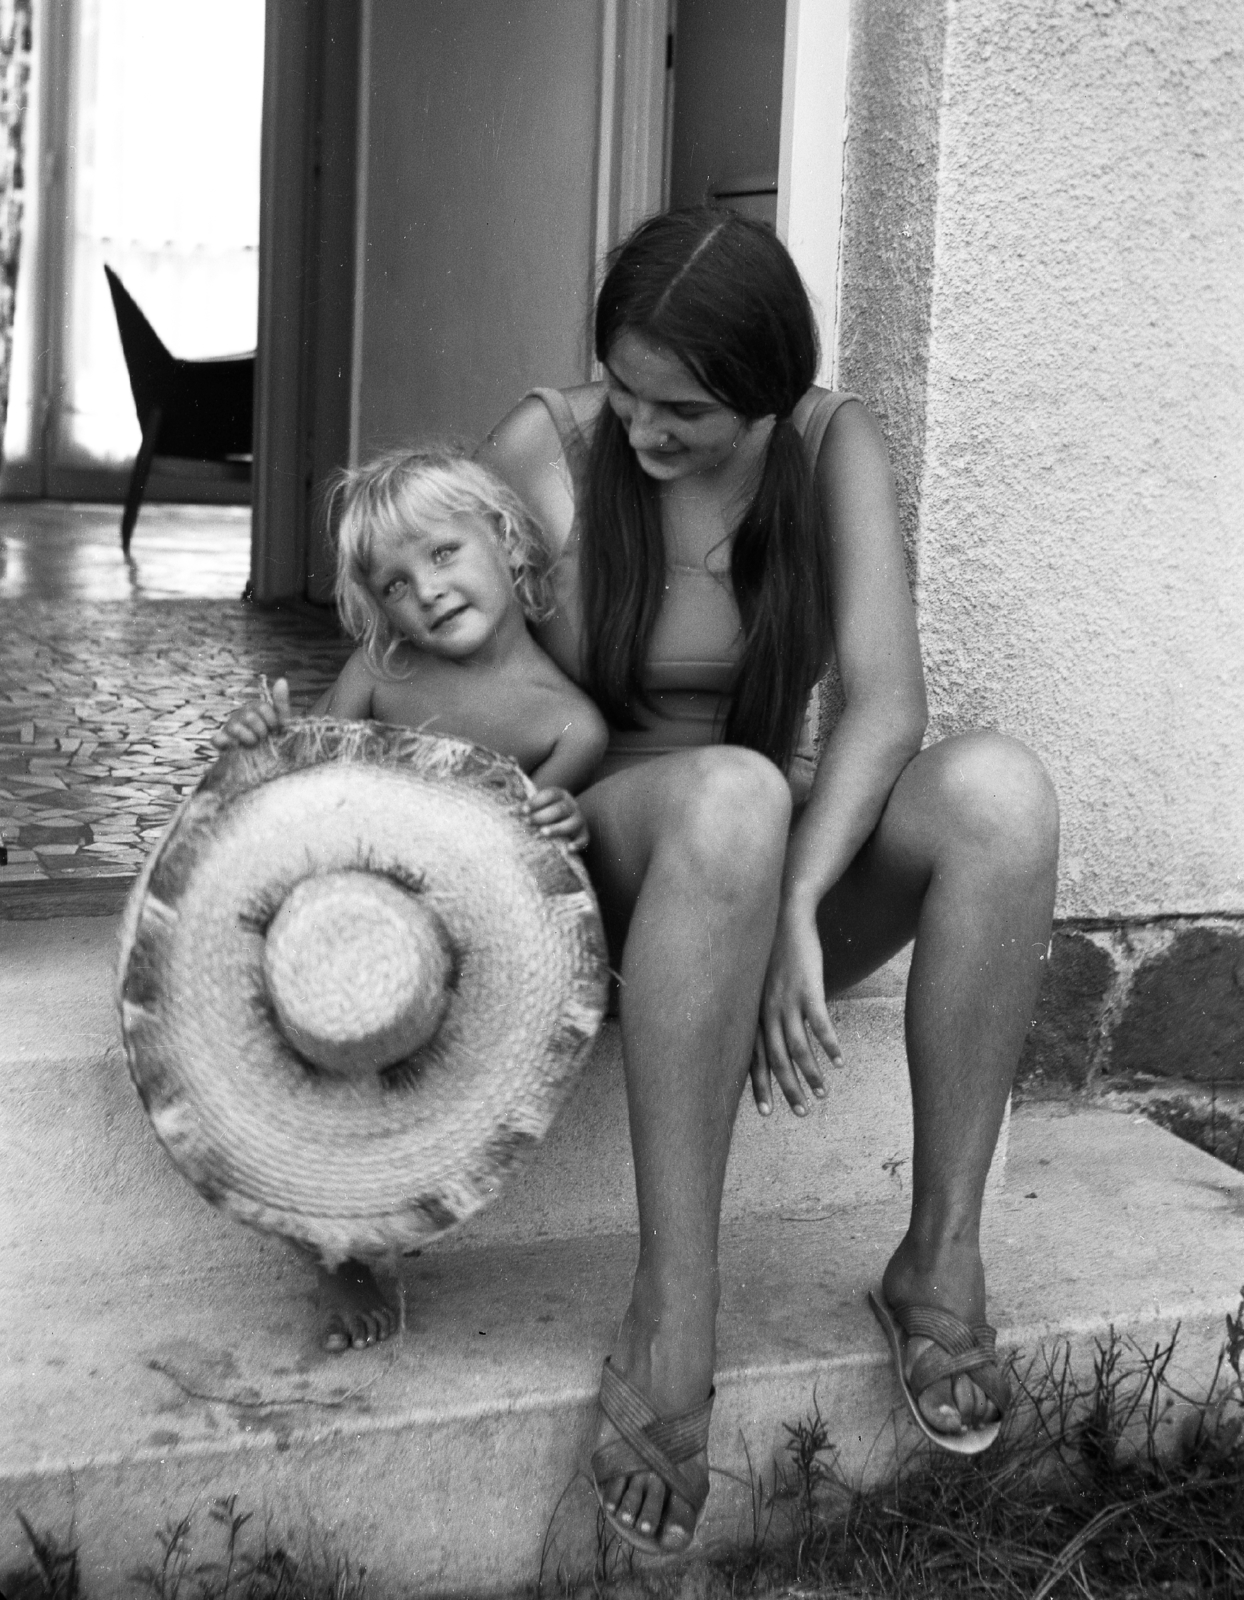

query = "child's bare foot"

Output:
[[316, 1259, 400, 1353]]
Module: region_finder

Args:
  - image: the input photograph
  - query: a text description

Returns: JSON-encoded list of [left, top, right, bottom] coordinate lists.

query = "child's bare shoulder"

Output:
[[315, 648, 387, 719]]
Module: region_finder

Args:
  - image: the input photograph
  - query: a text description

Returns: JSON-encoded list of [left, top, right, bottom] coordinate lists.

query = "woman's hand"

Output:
[[524, 787, 589, 851], [752, 899, 844, 1116], [211, 677, 292, 750]]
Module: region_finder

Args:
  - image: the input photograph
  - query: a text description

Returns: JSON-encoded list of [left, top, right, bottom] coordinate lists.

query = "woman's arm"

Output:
[[786, 400, 927, 906], [755, 400, 927, 1112], [477, 395, 578, 559]]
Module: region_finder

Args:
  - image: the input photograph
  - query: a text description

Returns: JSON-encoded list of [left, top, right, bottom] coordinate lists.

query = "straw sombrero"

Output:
[[117, 720, 609, 1266]]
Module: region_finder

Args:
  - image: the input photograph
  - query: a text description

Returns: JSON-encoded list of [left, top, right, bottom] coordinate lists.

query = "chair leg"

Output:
[[121, 406, 162, 554]]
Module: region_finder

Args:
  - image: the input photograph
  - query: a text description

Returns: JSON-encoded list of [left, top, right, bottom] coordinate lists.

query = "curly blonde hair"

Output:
[[328, 445, 556, 678]]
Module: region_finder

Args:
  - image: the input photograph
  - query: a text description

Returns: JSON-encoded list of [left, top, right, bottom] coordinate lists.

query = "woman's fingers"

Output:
[[762, 1007, 812, 1115], [750, 1031, 773, 1116], [759, 992, 839, 1114], [808, 1005, 845, 1071]]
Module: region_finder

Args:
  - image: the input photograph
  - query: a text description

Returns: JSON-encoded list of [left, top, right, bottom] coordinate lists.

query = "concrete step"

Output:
[[0, 918, 951, 1275], [4, 1102, 1241, 1597], [4, 916, 1240, 1596]]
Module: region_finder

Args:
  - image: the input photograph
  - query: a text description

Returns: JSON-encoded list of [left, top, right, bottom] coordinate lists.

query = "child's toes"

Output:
[[323, 1315, 352, 1354]]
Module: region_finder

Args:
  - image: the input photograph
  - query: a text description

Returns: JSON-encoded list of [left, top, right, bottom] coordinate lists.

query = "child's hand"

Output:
[[523, 787, 589, 851], [211, 677, 293, 750]]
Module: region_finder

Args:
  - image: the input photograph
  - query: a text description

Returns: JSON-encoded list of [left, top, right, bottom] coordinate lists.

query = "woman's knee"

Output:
[[664, 746, 791, 890], [924, 732, 1059, 869]]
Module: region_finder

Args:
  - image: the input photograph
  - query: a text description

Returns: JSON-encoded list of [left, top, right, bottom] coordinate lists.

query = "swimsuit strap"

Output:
[[524, 386, 591, 479], [527, 384, 859, 481], [791, 387, 861, 470]]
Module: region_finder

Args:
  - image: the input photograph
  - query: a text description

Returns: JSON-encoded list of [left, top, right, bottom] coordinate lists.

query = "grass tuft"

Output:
[[4, 1500, 366, 1600], [706, 1291, 1244, 1600]]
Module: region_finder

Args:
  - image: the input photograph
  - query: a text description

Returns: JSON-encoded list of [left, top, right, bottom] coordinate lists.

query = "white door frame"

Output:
[[778, 0, 852, 385], [593, 0, 851, 383]]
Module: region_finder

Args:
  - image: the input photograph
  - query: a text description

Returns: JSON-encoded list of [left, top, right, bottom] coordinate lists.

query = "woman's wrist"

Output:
[[778, 877, 823, 924]]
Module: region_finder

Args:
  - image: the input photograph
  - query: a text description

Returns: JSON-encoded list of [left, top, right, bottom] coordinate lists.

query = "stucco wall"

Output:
[[838, 0, 947, 576], [843, 0, 1244, 920]]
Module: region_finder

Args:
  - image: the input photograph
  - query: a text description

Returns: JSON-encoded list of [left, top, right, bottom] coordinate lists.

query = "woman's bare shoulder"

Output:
[[479, 384, 604, 468], [561, 381, 607, 428]]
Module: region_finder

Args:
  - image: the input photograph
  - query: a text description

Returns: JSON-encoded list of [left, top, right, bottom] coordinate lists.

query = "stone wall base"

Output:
[[1019, 916, 1244, 1092]]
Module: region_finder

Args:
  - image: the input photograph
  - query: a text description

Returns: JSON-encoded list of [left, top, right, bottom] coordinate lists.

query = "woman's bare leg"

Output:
[[581, 747, 791, 1550], [816, 732, 1059, 1431]]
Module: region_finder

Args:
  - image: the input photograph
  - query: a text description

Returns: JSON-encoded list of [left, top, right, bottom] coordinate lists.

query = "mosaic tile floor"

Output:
[[0, 504, 352, 910]]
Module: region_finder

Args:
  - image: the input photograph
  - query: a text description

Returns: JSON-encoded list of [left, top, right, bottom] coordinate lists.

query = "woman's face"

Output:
[[604, 330, 770, 482]]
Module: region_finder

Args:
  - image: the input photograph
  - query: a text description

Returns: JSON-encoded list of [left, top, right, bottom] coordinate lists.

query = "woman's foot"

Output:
[[592, 1288, 716, 1553], [316, 1258, 400, 1353], [881, 1237, 1002, 1435]]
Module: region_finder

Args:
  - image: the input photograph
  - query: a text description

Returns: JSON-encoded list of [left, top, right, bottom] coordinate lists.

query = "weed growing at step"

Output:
[[3, 1497, 368, 1600], [708, 1294, 1244, 1599]]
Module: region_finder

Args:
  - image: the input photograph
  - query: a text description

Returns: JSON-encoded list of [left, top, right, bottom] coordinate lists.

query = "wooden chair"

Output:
[[104, 265, 254, 552]]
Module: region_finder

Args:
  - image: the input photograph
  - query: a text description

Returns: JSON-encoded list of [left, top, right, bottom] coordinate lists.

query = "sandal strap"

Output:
[[590, 1359, 713, 1513], [894, 1304, 1012, 1415]]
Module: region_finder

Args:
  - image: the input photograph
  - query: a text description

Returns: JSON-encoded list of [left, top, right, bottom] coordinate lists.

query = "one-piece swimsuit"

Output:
[[524, 384, 860, 800]]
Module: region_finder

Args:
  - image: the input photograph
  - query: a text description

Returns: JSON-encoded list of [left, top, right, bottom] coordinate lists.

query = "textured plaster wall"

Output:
[[844, 0, 1244, 919], [838, 0, 948, 577]]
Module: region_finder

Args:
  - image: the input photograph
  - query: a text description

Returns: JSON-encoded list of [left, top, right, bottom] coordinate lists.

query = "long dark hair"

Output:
[[581, 206, 833, 767]]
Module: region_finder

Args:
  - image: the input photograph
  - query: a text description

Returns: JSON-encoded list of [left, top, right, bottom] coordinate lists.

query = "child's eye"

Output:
[[431, 544, 457, 563], [383, 578, 407, 598]]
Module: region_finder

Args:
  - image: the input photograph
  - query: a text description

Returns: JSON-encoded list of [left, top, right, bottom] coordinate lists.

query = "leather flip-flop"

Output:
[[869, 1288, 1011, 1456], [589, 1358, 714, 1557]]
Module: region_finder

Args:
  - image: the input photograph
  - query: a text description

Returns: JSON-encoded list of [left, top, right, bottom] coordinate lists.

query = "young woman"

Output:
[[481, 208, 1058, 1556]]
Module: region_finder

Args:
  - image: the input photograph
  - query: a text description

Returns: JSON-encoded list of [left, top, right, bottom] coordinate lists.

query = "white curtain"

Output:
[[10, 0, 265, 469]]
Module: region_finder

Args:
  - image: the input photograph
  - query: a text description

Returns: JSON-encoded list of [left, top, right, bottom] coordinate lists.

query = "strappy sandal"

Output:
[[868, 1289, 1011, 1456], [589, 1358, 714, 1557]]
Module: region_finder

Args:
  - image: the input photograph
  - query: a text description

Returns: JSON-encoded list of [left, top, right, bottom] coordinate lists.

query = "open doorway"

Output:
[[667, 0, 786, 227], [1, 0, 265, 505]]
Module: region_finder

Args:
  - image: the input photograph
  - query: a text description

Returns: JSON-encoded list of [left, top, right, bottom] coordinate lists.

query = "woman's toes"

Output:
[[600, 1474, 625, 1516], [634, 1478, 666, 1542], [615, 1474, 647, 1529], [916, 1379, 967, 1435], [952, 1372, 995, 1429], [658, 1496, 695, 1553]]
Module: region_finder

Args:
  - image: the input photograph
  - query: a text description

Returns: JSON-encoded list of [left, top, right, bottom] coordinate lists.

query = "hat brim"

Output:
[[117, 720, 609, 1267]]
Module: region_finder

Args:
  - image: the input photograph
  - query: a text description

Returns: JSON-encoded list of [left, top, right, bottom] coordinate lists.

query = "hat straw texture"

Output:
[[117, 721, 609, 1267]]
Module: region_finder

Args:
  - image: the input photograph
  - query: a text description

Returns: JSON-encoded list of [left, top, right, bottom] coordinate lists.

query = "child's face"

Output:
[[368, 511, 519, 659]]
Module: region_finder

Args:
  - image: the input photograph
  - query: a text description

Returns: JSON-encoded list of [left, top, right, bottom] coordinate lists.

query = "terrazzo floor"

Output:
[[0, 503, 352, 913]]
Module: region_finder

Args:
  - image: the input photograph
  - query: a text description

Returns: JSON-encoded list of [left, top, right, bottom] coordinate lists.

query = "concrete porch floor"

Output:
[[2, 503, 1242, 1596], [0, 503, 350, 905]]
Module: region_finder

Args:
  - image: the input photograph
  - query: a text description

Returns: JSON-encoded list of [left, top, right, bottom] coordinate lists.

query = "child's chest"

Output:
[[370, 670, 563, 774]]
